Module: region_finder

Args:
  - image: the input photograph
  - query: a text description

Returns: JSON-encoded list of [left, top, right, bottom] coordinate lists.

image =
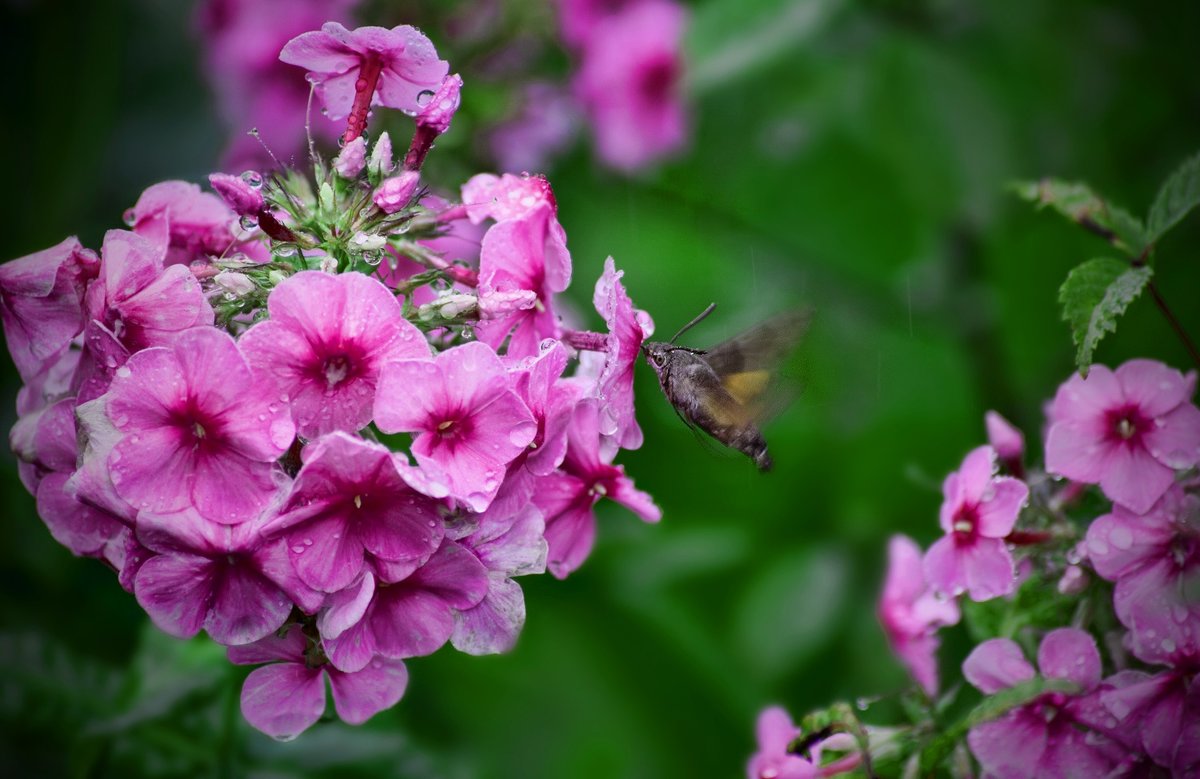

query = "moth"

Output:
[[641, 305, 811, 472]]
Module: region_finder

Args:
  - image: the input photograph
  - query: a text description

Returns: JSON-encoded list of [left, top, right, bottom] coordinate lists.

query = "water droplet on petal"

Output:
[[1109, 526, 1133, 550], [122, 208, 137, 226], [240, 170, 264, 189], [416, 89, 435, 107]]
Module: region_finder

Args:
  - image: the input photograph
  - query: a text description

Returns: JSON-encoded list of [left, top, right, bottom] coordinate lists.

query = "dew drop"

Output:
[[292, 545, 306, 554], [1162, 638, 1177, 653], [416, 89, 435, 107], [240, 170, 264, 189], [122, 208, 137, 226], [239, 214, 259, 230], [303, 538, 313, 546], [1109, 526, 1133, 551], [275, 244, 297, 258]]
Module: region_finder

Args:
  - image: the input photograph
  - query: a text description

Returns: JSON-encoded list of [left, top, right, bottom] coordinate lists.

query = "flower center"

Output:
[[193, 421, 207, 440], [952, 505, 978, 538], [640, 56, 679, 101], [1106, 404, 1148, 444], [323, 355, 351, 389]]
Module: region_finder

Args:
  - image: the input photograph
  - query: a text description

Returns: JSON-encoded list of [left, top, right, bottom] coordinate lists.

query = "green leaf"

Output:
[[1147, 151, 1200, 243], [1012, 179, 1148, 256], [1058, 257, 1153, 375]]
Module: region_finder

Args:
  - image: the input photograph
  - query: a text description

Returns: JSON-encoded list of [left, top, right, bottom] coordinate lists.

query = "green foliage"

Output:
[[961, 571, 1079, 646], [1011, 179, 1147, 256], [1057, 257, 1153, 375], [1147, 151, 1200, 244]]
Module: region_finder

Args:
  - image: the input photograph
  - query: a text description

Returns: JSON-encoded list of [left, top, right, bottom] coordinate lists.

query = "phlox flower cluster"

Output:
[[1, 23, 660, 741], [748, 358, 1200, 778]]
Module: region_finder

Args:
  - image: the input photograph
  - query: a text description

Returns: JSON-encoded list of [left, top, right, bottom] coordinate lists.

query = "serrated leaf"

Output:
[[1058, 257, 1152, 375], [1012, 179, 1148, 256], [1147, 151, 1200, 243]]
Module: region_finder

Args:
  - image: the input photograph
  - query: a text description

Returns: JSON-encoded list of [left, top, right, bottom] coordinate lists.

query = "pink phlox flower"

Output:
[[103, 327, 295, 525], [923, 445, 1028, 601], [452, 501, 547, 655], [964, 629, 1125, 778], [534, 398, 659, 579], [746, 706, 859, 779], [229, 623, 408, 741], [415, 73, 462, 135], [511, 338, 580, 476], [475, 203, 572, 359], [208, 172, 264, 216], [487, 82, 577, 174], [319, 539, 489, 671], [1046, 360, 1200, 515], [133, 509, 307, 646], [0, 236, 98, 381], [82, 230, 214, 390], [279, 22, 448, 120], [573, 0, 688, 172], [373, 170, 420, 214], [128, 181, 254, 266], [71, 396, 138, 524], [239, 270, 428, 439], [986, 409, 1025, 474], [1101, 668, 1199, 768], [264, 432, 445, 594], [461, 172, 557, 225], [1086, 485, 1200, 665], [591, 256, 654, 451], [878, 534, 960, 697], [374, 341, 537, 512]]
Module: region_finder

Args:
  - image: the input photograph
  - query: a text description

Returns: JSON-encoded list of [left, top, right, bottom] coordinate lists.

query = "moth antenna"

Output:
[[670, 302, 717, 344]]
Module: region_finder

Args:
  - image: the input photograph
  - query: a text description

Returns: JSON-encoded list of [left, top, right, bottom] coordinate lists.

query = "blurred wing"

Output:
[[702, 308, 812, 423]]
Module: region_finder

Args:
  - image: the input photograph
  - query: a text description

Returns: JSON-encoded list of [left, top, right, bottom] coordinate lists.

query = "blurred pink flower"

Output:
[[487, 82, 577, 174]]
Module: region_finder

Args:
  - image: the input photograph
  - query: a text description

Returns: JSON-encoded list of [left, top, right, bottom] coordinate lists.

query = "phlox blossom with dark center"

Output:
[[878, 534, 960, 697], [102, 327, 294, 524], [1046, 359, 1200, 514], [265, 432, 445, 594], [279, 22, 448, 120], [229, 624, 408, 741], [573, 0, 688, 172], [592, 256, 654, 451], [475, 203, 572, 360], [375, 341, 537, 512], [320, 540, 489, 671], [134, 509, 318, 646], [923, 445, 1027, 601], [964, 629, 1126, 778], [239, 271, 429, 439], [0, 236, 97, 381], [534, 399, 659, 578], [462, 172, 557, 225], [1087, 485, 1200, 664]]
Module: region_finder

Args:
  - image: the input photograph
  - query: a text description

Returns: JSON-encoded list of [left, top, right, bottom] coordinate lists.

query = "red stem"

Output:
[[342, 55, 383, 145]]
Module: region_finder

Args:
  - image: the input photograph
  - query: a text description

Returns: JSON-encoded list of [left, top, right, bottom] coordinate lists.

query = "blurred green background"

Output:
[[1, 0, 1198, 776]]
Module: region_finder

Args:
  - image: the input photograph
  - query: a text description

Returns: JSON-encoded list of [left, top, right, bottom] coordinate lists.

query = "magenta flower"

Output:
[[103, 327, 295, 524], [923, 445, 1027, 601], [986, 409, 1025, 475], [403, 73, 463, 172], [133, 510, 308, 646], [321, 540, 489, 671], [591, 257, 654, 451], [452, 502, 547, 655], [461, 172, 557, 225], [878, 534, 960, 697], [487, 82, 577, 174], [964, 629, 1125, 778], [746, 706, 859, 779], [229, 624, 408, 741], [128, 181, 248, 266], [1086, 486, 1200, 664], [573, 0, 688, 172], [239, 271, 428, 439], [208, 172, 264, 216], [475, 204, 572, 359], [374, 341, 537, 512], [1101, 668, 1198, 769], [1046, 359, 1200, 514], [279, 22, 448, 141], [512, 339, 580, 476], [265, 433, 444, 594], [0, 236, 98, 381], [556, 0, 638, 51], [534, 399, 659, 578]]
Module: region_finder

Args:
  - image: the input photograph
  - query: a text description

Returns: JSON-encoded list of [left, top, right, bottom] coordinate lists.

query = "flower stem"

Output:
[[1147, 280, 1200, 371], [343, 55, 383, 145]]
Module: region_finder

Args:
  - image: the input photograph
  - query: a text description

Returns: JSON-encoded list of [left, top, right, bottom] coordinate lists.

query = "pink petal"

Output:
[[205, 562, 293, 646], [882, 535, 926, 607], [1099, 444, 1174, 514], [278, 23, 360, 74], [1116, 359, 1191, 417], [923, 535, 966, 598], [985, 410, 1025, 461], [1144, 402, 1200, 470], [328, 657, 409, 725], [451, 576, 525, 655], [1085, 507, 1170, 582], [1050, 365, 1120, 424], [973, 477, 1027, 538], [227, 626, 307, 666], [1044, 418, 1112, 483], [963, 638, 1034, 694], [373, 358, 442, 432], [1037, 628, 1101, 689], [610, 472, 661, 522], [957, 445, 998, 502], [35, 473, 124, 557], [966, 711, 1047, 778], [962, 537, 1016, 601], [317, 571, 376, 640], [755, 706, 800, 756], [240, 662, 326, 741], [134, 554, 214, 639]]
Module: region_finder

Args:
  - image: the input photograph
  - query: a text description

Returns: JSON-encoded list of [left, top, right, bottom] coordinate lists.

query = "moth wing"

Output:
[[702, 308, 812, 423]]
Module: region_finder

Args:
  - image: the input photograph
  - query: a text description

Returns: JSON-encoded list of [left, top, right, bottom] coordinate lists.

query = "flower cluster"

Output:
[[748, 358, 1200, 777], [2, 25, 660, 741]]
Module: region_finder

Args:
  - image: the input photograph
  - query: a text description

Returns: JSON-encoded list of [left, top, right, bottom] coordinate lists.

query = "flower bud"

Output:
[[369, 132, 394, 177], [419, 292, 478, 321], [214, 270, 255, 297], [350, 232, 387, 252], [416, 74, 463, 136], [373, 171, 420, 214], [208, 172, 264, 216], [333, 137, 367, 178]]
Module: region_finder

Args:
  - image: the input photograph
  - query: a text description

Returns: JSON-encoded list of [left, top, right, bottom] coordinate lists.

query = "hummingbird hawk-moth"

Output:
[[640, 305, 811, 472]]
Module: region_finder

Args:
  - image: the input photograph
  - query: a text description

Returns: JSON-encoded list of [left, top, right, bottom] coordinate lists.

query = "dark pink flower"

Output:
[[239, 271, 428, 439], [591, 257, 654, 451], [0, 236, 98, 381], [878, 534, 960, 697], [1046, 360, 1200, 514], [279, 22, 448, 140], [265, 433, 444, 594], [1086, 486, 1200, 664], [923, 446, 1027, 601], [1101, 668, 1198, 769], [103, 327, 295, 524], [964, 630, 1125, 778], [128, 181, 250, 267], [986, 410, 1025, 474], [487, 82, 577, 174], [746, 706, 859, 779], [320, 540, 489, 671], [534, 399, 659, 578], [208, 172, 264, 216], [511, 339, 580, 476], [229, 624, 408, 741], [461, 173, 557, 225], [475, 203, 572, 359], [556, 0, 638, 51], [133, 509, 307, 646], [573, 0, 687, 172], [374, 341, 537, 512]]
